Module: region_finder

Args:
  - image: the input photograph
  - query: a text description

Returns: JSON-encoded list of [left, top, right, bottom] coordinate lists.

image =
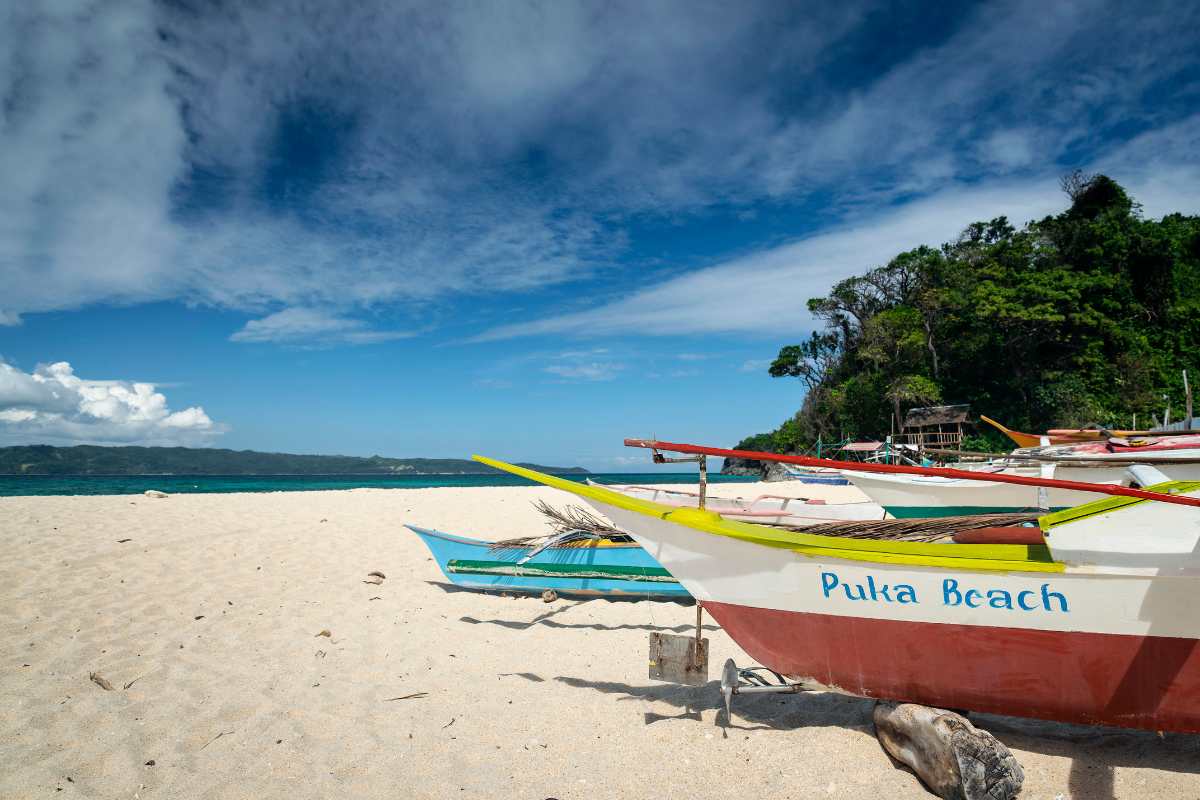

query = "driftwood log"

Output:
[[873, 702, 1023, 800]]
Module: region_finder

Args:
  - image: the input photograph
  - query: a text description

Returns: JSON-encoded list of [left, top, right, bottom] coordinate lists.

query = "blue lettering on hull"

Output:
[[819, 571, 1069, 613]]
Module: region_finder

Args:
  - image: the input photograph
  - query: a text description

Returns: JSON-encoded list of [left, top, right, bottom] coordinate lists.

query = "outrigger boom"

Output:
[[624, 438, 1200, 509]]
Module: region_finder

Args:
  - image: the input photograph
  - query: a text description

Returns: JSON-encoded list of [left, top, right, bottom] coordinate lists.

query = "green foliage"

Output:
[[0, 445, 588, 476], [751, 175, 1200, 449]]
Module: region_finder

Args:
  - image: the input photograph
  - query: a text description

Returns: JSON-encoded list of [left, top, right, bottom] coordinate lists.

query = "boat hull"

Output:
[[405, 525, 689, 598], [592, 481, 884, 525], [591, 500, 1200, 732], [843, 465, 1200, 517], [784, 467, 851, 485], [702, 602, 1200, 731]]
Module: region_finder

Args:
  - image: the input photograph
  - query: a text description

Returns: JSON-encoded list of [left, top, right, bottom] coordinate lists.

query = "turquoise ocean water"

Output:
[[0, 472, 756, 497]]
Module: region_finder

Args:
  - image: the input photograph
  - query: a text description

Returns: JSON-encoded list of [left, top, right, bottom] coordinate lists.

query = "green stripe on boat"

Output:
[[446, 559, 677, 583]]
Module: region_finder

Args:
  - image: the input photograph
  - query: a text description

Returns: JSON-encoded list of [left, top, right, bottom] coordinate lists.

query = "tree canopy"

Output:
[[743, 174, 1200, 454]]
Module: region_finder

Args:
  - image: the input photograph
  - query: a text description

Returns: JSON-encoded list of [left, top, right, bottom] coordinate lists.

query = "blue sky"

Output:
[[1, 0, 1199, 470]]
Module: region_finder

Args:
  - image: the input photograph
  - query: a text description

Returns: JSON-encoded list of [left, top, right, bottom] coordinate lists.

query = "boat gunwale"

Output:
[[403, 524, 642, 550], [473, 456, 1063, 572]]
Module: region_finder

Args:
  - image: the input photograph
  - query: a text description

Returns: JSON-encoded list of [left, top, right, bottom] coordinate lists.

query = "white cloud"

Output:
[[0, 0, 1196, 337], [475, 178, 1068, 339], [230, 308, 415, 346], [0, 361, 225, 446], [543, 362, 624, 382], [979, 130, 1036, 169], [1092, 114, 1200, 218], [473, 119, 1200, 345]]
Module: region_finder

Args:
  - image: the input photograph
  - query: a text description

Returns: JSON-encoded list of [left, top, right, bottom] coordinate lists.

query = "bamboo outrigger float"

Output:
[[475, 441, 1200, 733]]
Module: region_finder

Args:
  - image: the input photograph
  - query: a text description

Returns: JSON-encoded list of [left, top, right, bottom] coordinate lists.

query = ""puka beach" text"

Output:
[[820, 571, 1069, 612]]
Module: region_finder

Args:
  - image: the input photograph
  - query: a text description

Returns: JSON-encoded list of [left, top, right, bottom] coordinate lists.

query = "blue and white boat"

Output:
[[405, 524, 688, 598], [781, 464, 851, 485]]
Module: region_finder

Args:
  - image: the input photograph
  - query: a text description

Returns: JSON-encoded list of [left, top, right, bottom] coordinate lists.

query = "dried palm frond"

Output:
[[532, 500, 631, 540], [488, 501, 632, 551], [794, 512, 1041, 542], [506, 500, 1039, 547]]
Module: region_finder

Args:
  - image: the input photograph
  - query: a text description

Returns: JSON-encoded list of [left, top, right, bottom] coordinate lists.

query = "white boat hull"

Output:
[[843, 463, 1200, 517], [590, 481, 885, 525]]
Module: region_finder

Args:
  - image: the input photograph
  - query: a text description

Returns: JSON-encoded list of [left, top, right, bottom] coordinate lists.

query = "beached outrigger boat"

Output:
[[779, 465, 851, 485], [475, 444, 1200, 733], [588, 480, 884, 525], [846, 435, 1200, 517], [405, 524, 687, 598], [1015, 434, 1200, 464], [981, 414, 1195, 449], [840, 466, 1136, 518]]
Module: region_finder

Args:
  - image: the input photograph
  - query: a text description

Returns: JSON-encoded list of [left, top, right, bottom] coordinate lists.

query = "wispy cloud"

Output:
[[230, 308, 415, 346], [543, 362, 625, 382], [543, 348, 625, 381], [474, 178, 1069, 339], [0, 361, 225, 446], [2, 0, 1195, 339], [473, 115, 1200, 344]]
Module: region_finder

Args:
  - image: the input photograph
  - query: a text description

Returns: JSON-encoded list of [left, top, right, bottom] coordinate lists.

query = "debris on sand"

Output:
[[89, 672, 114, 691], [315, 629, 332, 638], [144, 490, 169, 498]]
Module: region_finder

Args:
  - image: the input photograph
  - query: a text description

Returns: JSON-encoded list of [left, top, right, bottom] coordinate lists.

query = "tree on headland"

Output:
[[738, 174, 1200, 455]]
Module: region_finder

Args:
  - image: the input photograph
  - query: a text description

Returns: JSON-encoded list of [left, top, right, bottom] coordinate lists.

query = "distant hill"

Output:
[[0, 445, 588, 476]]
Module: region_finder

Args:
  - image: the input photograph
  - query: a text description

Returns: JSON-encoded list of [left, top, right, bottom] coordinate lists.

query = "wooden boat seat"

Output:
[[952, 527, 1045, 545]]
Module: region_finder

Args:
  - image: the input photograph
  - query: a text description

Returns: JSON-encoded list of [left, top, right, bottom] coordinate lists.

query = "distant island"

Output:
[[0, 445, 588, 476]]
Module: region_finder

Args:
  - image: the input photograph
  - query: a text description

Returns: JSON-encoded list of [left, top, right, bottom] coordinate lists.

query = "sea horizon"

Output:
[[0, 471, 757, 497]]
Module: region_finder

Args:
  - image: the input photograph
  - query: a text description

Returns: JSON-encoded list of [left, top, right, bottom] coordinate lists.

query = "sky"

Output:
[[1, 0, 1199, 471]]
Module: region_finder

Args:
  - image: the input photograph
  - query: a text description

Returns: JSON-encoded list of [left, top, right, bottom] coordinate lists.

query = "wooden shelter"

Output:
[[895, 404, 969, 453]]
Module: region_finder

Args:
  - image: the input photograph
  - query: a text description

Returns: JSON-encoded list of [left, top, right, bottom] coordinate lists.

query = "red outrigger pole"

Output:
[[624, 438, 1200, 510]]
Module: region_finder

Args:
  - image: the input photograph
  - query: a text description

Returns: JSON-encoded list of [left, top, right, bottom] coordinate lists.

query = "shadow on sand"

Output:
[[554, 674, 1200, 799], [436, 587, 713, 633], [426, 580, 693, 603], [460, 613, 721, 633], [553, 674, 875, 734]]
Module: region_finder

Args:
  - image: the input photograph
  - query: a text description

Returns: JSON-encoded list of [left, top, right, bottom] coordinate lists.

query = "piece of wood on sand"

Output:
[[873, 701, 1023, 800]]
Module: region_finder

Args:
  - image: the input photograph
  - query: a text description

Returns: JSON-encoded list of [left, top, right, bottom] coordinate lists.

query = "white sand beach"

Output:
[[2, 481, 1198, 799]]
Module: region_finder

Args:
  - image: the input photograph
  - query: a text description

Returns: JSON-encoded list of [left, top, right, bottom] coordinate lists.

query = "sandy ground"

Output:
[[2, 480, 1199, 799]]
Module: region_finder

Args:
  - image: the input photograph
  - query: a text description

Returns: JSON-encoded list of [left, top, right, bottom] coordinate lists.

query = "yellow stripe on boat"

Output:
[[472, 455, 1064, 573], [1039, 480, 1200, 531]]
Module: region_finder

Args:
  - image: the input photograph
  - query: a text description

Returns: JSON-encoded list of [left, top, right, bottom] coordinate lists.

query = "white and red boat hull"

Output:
[[592, 499, 1200, 732], [702, 602, 1200, 731]]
